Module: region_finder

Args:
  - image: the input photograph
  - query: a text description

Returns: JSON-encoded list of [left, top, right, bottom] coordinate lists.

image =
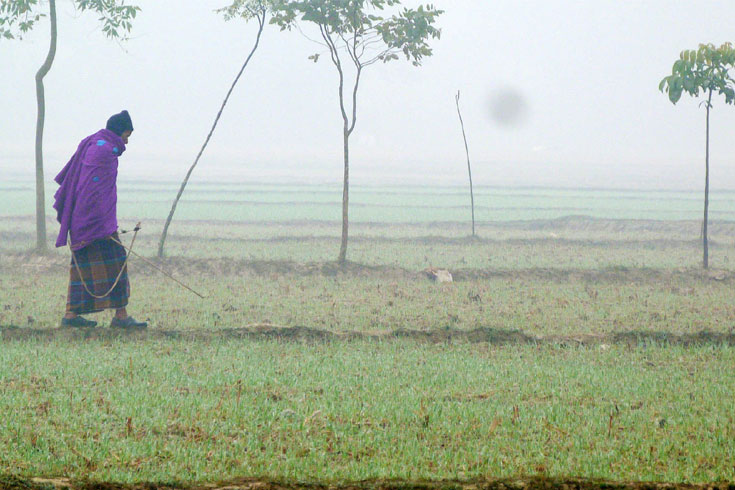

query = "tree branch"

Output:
[[348, 64, 362, 135], [296, 21, 328, 48], [320, 24, 350, 129], [363, 48, 394, 67], [158, 6, 267, 257]]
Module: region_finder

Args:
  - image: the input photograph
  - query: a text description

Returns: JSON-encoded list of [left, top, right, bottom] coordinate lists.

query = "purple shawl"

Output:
[[53, 129, 126, 250]]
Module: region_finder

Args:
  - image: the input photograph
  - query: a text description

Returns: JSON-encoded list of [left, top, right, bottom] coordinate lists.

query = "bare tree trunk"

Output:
[[34, 0, 57, 254], [158, 12, 265, 257], [703, 88, 713, 269], [455, 91, 475, 237], [338, 129, 349, 263], [327, 37, 350, 265], [320, 28, 360, 265]]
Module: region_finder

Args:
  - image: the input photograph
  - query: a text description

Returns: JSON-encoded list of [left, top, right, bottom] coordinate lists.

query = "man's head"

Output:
[[106, 110, 134, 143]]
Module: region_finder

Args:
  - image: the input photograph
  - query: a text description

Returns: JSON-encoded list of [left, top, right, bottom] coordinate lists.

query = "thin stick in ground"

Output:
[[455, 90, 476, 237]]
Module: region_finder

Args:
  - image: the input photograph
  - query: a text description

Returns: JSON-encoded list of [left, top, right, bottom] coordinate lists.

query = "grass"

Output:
[[3, 214, 735, 337], [2, 181, 735, 485], [1, 339, 734, 484], [3, 268, 735, 336], [4, 216, 735, 270]]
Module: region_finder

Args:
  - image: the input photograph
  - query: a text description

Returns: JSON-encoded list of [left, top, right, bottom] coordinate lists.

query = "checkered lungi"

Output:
[[66, 232, 130, 314]]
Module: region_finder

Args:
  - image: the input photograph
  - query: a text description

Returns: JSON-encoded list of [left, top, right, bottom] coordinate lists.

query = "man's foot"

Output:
[[110, 316, 148, 329], [60, 316, 98, 328]]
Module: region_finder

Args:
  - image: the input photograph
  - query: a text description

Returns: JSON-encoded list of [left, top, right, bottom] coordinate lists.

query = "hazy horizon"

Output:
[[2, 1, 735, 191]]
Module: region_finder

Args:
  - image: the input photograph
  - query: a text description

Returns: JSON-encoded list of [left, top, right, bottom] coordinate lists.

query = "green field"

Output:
[[1, 181, 735, 487], [2, 340, 734, 483], [4, 179, 735, 222]]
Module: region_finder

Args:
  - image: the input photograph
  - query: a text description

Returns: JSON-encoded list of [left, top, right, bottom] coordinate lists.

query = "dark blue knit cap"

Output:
[[105, 110, 134, 136]]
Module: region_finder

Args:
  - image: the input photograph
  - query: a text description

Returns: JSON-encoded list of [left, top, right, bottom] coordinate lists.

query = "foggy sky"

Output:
[[1, 0, 735, 189]]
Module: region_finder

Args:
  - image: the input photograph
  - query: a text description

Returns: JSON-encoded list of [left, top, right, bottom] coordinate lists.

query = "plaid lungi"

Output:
[[66, 232, 130, 314]]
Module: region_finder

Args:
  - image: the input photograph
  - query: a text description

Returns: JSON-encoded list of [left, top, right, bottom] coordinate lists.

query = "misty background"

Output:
[[1, 0, 734, 189]]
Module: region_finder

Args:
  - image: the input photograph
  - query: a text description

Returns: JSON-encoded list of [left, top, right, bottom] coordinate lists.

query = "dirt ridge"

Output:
[[2, 325, 734, 347], [3, 252, 735, 284], [1, 475, 733, 490]]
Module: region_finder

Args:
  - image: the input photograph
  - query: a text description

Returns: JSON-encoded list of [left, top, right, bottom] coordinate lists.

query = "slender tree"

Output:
[[158, 0, 271, 257], [32, 0, 56, 255], [455, 90, 475, 237], [272, 0, 442, 264], [660, 42, 735, 269], [1, 0, 139, 253]]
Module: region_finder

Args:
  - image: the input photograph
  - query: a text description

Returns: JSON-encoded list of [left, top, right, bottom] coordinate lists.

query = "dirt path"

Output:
[[2, 324, 734, 346], [1, 475, 732, 490]]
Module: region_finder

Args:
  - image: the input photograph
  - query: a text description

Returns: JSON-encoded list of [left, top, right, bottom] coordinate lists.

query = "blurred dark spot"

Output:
[[488, 88, 529, 127]]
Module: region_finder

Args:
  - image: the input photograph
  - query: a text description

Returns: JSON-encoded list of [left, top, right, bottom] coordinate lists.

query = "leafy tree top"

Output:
[[217, 0, 276, 21], [270, 0, 443, 67], [0, 0, 140, 40], [659, 42, 735, 105]]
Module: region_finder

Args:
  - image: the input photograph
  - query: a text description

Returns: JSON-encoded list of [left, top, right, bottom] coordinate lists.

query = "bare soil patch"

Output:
[[1, 475, 733, 490]]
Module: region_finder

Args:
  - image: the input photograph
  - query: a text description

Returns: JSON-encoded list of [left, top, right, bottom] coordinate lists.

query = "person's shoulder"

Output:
[[87, 130, 123, 158], [91, 137, 123, 157], [82, 132, 123, 164]]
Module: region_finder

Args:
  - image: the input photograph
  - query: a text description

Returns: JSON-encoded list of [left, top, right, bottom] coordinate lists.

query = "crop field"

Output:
[[5, 179, 735, 223], [2, 181, 735, 488]]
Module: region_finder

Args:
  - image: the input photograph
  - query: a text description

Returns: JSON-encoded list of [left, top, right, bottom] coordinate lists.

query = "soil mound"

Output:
[[2, 325, 734, 347], [1, 475, 732, 490]]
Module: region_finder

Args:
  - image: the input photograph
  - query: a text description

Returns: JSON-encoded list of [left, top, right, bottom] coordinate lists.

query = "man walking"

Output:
[[53, 110, 147, 329]]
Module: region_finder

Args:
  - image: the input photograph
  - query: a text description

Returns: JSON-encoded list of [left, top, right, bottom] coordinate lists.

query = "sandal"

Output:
[[110, 316, 148, 329], [60, 316, 98, 328]]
